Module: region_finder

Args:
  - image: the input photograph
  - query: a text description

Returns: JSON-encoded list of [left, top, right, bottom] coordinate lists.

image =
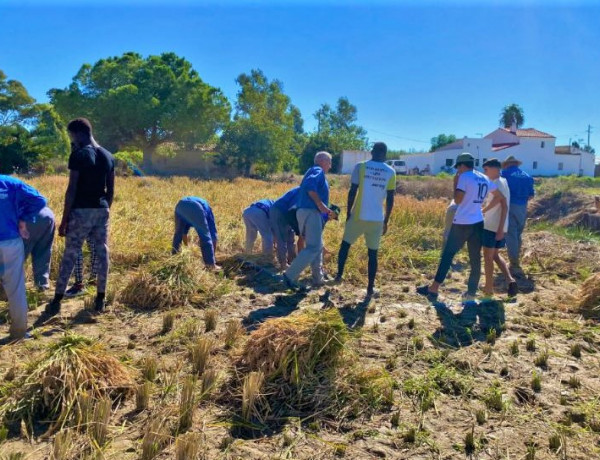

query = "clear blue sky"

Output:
[[1, 0, 599, 152]]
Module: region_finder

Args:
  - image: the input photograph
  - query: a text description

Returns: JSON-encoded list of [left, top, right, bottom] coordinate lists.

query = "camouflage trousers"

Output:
[[55, 208, 110, 295]]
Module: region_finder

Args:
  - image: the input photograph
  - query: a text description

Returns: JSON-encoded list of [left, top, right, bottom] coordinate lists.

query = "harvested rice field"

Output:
[[1, 175, 600, 460]]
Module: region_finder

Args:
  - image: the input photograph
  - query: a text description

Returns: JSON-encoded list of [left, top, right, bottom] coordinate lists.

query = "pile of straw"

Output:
[[579, 273, 600, 318], [240, 308, 348, 384], [119, 252, 227, 310], [0, 333, 134, 434]]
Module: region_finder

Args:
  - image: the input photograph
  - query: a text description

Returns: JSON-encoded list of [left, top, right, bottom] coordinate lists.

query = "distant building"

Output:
[[340, 150, 371, 174], [341, 123, 596, 177]]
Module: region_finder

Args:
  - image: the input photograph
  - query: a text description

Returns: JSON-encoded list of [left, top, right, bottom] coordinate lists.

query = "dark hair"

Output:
[[456, 161, 474, 169], [67, 118, 93, 136], [371, 142, 387, 159], [482, 158, 502, 168]]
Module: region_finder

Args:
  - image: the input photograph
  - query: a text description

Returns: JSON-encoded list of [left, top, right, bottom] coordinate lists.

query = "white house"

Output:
[[340, 150, 371, 174], [393, 124, 595, 177]]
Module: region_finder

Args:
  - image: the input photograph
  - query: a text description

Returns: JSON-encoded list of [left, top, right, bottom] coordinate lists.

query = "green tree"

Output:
[[300, 97, 368, 171], [0, 71, 69, 173], [430, 133, 457, 151], [218, 69, 301, 176], [499, 103, 525, 129], [49, 52, 231, 169]]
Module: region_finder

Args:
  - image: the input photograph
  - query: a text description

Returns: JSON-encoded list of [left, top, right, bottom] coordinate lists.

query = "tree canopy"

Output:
[[299, 97, 368, 171], [49, 52, 231, 169], [500, 103, 525, 129], [0, 70, 69, 173], [430, 133, 457, 151], [218, 69, 302, 176]]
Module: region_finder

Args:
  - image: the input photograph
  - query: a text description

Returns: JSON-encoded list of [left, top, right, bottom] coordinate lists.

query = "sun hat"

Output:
[[482, 158, 502, 168], [453, 152, 474, 168], [502, 155, 522, 167]]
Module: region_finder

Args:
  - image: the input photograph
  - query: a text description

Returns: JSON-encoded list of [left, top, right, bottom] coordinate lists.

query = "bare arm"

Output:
[[383, 190, 394, 235], [59, 170, 79, 237], [346, 183, 358, 221], [482, 190, 503, 213], [454, 189, 465, 204], [496, 194, 508, 238], [308, 190, 335, 219], [106, 169, 115, 208]]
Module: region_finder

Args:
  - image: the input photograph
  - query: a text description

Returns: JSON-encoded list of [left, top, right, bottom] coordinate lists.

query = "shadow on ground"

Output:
[[431, 300, 506, 347]]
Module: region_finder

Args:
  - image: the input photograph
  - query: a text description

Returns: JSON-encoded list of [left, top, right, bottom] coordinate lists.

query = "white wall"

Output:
[[340, 151, 370, 174]]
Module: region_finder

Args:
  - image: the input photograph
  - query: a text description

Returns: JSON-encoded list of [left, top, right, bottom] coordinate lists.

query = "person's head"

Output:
[[314, 151, 332, 173], [482, 158, 502, 179], [502, 155, 522, 169], [454, 152, 474, 173], [371, 142, 387, 162], [67, 118, 93, 146]]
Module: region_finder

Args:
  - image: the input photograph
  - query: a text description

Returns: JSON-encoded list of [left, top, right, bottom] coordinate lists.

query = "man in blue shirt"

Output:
[[0, 175, 47, 339], [501, 155, 535, 274], [172, 196, 219, 270], [270, 186, 299, 270], [283, 152, 336, 290], [242, 199, 275, 257]]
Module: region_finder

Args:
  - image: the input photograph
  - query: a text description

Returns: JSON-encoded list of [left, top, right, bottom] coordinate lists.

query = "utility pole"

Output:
[[587, 124, 593, 148]]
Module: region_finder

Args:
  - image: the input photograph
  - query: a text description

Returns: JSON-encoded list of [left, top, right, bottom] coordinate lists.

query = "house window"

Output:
[[446, 158, 453, 167], [558, 162, 564, 171], [533, 161, 538, 170], [475, 159, 480, 166], [541, 141, 545, 148]]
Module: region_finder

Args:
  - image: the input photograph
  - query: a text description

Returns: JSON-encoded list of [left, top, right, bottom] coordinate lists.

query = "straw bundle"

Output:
[[0, 333, 134, 435], [579, 273, 600, 318], [240, 308, 348, 384]]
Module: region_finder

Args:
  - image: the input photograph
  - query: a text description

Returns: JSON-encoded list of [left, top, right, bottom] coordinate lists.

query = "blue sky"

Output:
[[1, 0, 598, 152]]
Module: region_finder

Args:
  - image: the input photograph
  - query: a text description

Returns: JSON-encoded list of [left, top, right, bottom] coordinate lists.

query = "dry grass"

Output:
[[0, 333, 133, 435], [578, 273, 600, 318], [240, 308, 348, 383], [189, 338, 213, 375]]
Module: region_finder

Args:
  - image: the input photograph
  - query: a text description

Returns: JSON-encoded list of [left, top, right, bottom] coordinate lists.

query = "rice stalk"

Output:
[[204, 309, 218, 332], [51, 429, 73, 460], [189, 338, 213, 375], [141, 417, 168, 460], [242, 371, 265, 424], [89, 397, 111, 447], [178, 376, 197, 433], [175, 432, 203, 460]]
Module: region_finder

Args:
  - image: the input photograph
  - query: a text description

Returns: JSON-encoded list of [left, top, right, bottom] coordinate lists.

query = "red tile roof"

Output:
[[501, 128, 555, 138], [434, 139, 463, 151], [491, 143, 518, 152]]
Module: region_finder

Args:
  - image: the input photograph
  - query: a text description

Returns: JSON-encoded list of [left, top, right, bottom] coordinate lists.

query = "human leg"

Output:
[[242, 208, 259, 253], [0, 238, 28, 338], [172, 210, 189, 254], [466, 222, 483, 296], [430, 224, 470, 292], [367, 249, 378, 295], [284, 209, 322, 282], [29, 214, 55, 289], [270, 207, 289, 267], [88, 209, 110, 295], [176, 201, 215, 266]]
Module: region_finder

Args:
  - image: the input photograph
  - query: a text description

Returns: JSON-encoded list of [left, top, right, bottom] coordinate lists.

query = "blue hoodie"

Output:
[[0, 175, 47, 241]]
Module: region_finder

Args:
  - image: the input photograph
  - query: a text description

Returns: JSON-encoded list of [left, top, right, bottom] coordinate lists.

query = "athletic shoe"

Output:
[[507, 281, 518, 297], [94, 298, 106, 313], [282, 274, 307, 292], [416, 285, 438, 301], [65, 283, 85, 298], [44, 299, 61, 316]]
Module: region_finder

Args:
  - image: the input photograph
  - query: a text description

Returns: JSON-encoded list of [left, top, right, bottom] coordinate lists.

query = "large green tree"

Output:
[[0, 71, 69, 173], [49, 52, 231, 169], [218, 69, 302, 176], [499, 103, 525, 129], [300, 97, 368, 171], [430, 133, 457, 151]]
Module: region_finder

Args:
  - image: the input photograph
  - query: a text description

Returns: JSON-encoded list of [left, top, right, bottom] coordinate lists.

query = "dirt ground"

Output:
[[1, 227, 599, 460]]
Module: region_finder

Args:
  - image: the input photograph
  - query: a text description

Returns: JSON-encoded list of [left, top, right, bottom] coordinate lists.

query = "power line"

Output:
[[364, 127, 430, 144]]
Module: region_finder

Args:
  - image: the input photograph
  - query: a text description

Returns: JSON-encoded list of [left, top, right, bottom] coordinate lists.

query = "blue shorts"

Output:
[[482, 229, 506, 249]]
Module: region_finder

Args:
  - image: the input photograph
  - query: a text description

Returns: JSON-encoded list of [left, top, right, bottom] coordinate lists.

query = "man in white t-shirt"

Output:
[[335, 142, 396, 297], [417, 152, 498, 301], [482, 158, 518, 297]]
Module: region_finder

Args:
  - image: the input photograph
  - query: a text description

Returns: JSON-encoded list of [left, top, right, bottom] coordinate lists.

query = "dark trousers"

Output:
[[434, 221, 483, 295]]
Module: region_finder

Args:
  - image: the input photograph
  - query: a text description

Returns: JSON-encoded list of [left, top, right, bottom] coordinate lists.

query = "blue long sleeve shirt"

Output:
[[273, 187, 300, 212], [501, 166, 535, 206], [0, 175, 47, 241], [296, 166, 329, 210], [181, 196, 218, 243]]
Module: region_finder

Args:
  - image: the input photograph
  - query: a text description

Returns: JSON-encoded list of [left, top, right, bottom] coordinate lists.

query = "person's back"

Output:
[[453, 169, 493, 225], [70, 145, 114, 209], [501, 165, 534, 206], [483, 177, 510, 233], [351, 160, 396, 222]]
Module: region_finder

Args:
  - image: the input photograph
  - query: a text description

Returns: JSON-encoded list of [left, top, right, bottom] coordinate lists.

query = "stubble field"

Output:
[[1, 175, 599, 460]]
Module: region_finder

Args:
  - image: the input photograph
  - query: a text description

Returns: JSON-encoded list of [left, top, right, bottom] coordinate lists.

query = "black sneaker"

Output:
[[65, 283, 85, 298], [416, 285, 438, 301], [94, 297, 106, 313], [507, 281, 518, 297], [44, 299, 61, 316], [282, 274, 307, 292]]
